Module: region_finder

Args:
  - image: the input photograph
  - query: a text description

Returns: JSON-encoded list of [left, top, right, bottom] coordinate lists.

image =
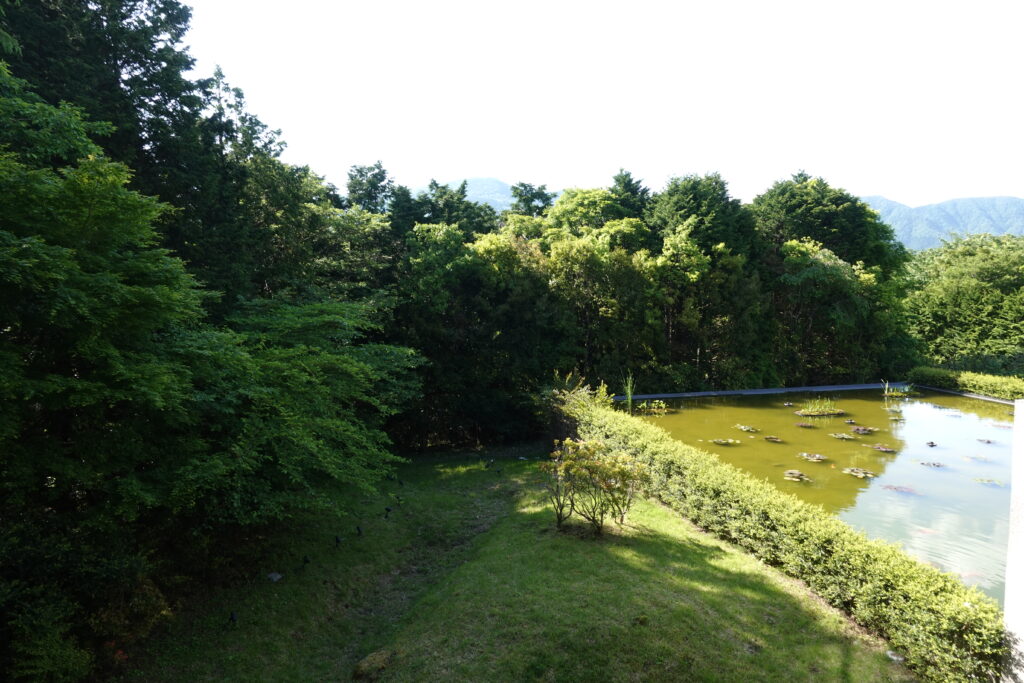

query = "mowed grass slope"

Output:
[[122, 444, 912, 682]]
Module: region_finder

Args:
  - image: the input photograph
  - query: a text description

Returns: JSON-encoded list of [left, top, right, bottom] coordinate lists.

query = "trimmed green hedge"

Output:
[[559, 390, 1007, 682], [907, 366, 1024, 401]]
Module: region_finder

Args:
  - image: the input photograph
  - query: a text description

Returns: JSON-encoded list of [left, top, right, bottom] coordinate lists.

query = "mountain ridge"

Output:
[[861, 195, 1024, 250]]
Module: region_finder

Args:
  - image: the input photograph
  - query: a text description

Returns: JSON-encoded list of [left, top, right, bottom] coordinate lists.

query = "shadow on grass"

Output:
[[378, 497, 912, 682], [116, 454, 544, 682], [117, 453, 912, 682]]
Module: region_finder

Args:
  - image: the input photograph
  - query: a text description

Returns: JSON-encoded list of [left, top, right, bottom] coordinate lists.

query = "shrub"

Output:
[[556, 388, 1007, 681], [540, 439, 649, 534], [907, 366, 1024, 401]]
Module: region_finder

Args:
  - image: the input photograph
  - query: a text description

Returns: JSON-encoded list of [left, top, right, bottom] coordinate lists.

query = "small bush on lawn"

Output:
[[541, 439, 649, 534], [907, 366, 1024, 400], [554, 386, 1007, 682]]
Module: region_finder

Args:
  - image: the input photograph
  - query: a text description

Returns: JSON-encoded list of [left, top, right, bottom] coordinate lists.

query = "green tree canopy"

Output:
[[904, 234, 1024, 374], [346, 160, 393, 213], [609, 168, 650, 219], [546, 188, 620, 235], [647, 173, 759, 256], [509, 181, 557, 216], [751, 172, 908, 277]]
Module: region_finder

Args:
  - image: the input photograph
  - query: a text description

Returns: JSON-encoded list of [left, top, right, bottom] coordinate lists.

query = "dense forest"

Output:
[[1, 2, 1022, 679]]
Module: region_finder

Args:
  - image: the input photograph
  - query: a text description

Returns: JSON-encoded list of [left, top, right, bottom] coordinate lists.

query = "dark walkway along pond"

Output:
[[642, 389, 1014, 603]]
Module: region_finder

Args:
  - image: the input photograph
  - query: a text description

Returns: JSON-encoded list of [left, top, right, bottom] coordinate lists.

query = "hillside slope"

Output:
[[863, 195, 1024, 250]]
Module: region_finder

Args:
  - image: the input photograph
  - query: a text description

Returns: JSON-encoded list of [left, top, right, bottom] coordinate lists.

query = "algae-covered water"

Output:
[[642, 389, 1014, 603]]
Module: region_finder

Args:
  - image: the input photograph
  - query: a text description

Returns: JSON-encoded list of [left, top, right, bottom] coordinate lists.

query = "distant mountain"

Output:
[[414, 178, 515, 212], [863, 196, 1024, 250], [424, 178, 562, 212], [458, 178, 516, 211]]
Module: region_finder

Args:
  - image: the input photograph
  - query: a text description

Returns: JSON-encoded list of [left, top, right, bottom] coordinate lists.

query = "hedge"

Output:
[[907, 366, 1024, 401], [558, 389, 1007, 682]]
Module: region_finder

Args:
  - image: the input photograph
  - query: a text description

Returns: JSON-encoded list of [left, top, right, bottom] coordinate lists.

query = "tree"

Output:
[[0, 65, 207, 676], [546, 188, 619, 234], [2, 0, 204, 180], [768, 239, 909, 384], [388, 184, 421, 237], [609, 168, 650, 219], [647, 174, 760, 256], [751, 172, 908, 277], [0, 63, 420, 679], [415, 180, 499, 237], [346, 161, 393, 214], [904, 234, 1024, 374], [509, 181, 556, 216], [646, 175, 772, 387]]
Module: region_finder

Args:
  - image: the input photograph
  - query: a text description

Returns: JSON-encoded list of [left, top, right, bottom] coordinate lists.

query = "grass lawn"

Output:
[[120, 442, 912, 681]]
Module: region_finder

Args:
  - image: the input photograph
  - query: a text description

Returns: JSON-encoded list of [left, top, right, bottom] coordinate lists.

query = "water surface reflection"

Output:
[[645, 390, 1012, 602]]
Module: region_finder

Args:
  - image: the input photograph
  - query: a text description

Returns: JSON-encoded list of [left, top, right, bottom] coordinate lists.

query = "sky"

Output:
[[182, 0, 1024, 206]]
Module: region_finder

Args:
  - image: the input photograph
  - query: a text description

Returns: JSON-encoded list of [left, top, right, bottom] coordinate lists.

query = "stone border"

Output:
[[616, 381, 1016, 405], [614, 382, 905, 401], [912, 384, 1016, 406]]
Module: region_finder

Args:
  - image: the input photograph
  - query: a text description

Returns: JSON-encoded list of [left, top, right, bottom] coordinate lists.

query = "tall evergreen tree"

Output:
[[609, 168, 650, 219]]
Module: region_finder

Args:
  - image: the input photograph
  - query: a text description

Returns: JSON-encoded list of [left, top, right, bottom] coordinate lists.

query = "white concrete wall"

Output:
[[1006, 398, 1024, 680]]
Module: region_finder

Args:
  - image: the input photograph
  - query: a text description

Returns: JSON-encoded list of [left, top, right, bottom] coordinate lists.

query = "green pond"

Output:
[[641, 389, 1014, 604]]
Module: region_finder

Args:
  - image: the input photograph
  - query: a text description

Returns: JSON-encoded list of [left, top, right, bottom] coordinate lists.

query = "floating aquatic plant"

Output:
[[974, 478, 1004, 486], [865, 443, 895, 453], [850, 426, 878, 435], [636, 399, 668, 416], [734, 424, 759, 433], [710, 438, 741, 446], [843, 467, 876, 479], [763, 435, 783, 443], [795, 422, 815, 429], [797, 452, 826, 463], [964, 455, 994, 463], [829, 433, 855, 440], [783, 469, 811, 482], [883, 381, 919, 398], [794, 397, 845, 417], [919, 461, 945, 468], [977, 438, 996, 445]]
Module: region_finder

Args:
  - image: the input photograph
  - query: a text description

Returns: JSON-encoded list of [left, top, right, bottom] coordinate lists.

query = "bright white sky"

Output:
[[183, 0, 1024, 206]]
